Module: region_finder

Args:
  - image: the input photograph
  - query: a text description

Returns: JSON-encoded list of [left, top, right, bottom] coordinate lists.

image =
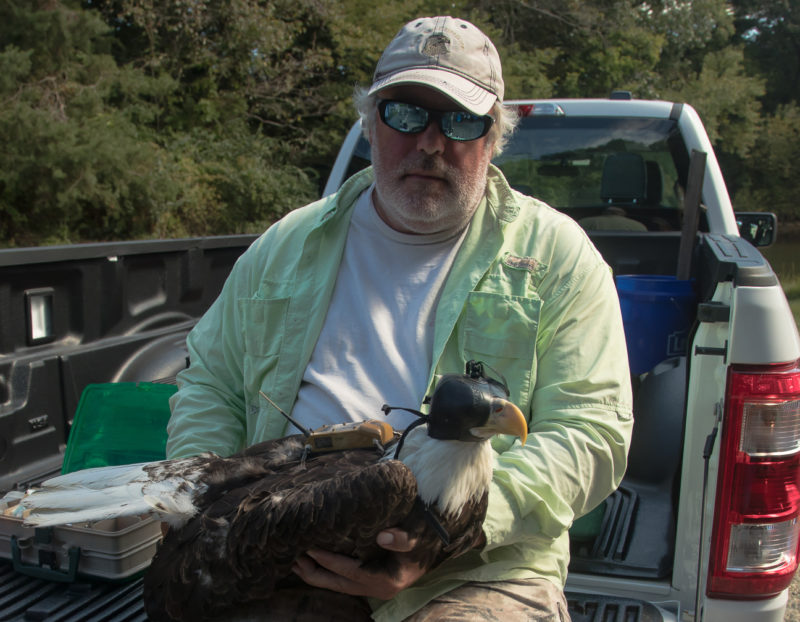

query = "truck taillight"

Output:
[[708, 361, 800, 598]]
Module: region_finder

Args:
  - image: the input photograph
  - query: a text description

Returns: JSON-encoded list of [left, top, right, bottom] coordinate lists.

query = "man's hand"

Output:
[[291, 528, 426, 601]]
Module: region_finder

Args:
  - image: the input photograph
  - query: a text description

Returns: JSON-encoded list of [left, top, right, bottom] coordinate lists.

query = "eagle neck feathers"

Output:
[[387, 427, 494, 517]]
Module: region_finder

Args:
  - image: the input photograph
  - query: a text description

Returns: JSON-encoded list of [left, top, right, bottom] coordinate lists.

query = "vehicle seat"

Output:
[[579, 153, 648, 231], [601, 153, 647, 205]]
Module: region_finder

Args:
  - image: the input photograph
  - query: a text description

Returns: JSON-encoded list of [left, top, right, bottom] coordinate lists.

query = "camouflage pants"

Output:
[[405, 578, 570, 622], [226, 577, 570, 621]]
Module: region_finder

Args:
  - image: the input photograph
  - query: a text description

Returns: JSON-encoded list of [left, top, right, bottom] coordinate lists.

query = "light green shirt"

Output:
[[167, 165, 633, 621]]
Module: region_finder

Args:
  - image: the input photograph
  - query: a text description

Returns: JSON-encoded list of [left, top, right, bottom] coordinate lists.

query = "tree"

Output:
[[470, 0, 664, 98], [730, 104, 800, 220], [0, 0, 319, 245], [0, 1, 167, 244], [661, 47, 764, 157], [731, 0, 800, 112]]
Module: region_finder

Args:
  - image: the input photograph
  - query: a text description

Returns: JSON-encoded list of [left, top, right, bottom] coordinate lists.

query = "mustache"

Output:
[[400, 155, 453, 180]]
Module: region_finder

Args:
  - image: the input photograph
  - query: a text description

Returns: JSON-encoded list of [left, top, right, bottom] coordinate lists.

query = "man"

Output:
[[167, 15, 633, 621]]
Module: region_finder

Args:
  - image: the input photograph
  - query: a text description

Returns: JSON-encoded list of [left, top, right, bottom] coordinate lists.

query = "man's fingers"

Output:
[[376, 528, 417, 552], [292, 550, 362, 594], [307, 549, 362, 578], [292, 548, 425, 600], [291, 553, 316, 576]]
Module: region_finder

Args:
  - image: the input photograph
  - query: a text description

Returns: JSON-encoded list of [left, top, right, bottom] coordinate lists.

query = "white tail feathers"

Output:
[[15, 459, 207, 528]]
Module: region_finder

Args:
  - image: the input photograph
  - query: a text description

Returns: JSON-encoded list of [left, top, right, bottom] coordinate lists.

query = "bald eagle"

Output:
[[12, 362, 527, 622]]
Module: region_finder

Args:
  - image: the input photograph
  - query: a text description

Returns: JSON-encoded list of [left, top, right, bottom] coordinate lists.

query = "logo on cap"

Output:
[[422, 34, 450, 57]]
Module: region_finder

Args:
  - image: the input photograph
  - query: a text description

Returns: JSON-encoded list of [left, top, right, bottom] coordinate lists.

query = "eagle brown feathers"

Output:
[[143, 435, 488, 622]]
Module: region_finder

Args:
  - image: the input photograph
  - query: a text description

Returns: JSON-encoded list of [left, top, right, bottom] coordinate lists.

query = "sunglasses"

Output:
[[377, 100, 494, 142]]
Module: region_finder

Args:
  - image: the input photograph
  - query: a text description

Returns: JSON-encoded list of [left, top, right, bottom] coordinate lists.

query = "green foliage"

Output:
[[732, 0, 800, 113], [731, 104, 800, 221], [0, 0, 317, 245], [1, 0, 798, 244], [0, 2, 154, 244], [661, 47, 764, 157], [149, 126, 316, 239], [470, 0, 665, 98]]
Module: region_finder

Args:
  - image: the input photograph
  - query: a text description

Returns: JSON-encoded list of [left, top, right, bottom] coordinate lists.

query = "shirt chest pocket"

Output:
[[459, 291, 541, 408], [238, 297, 291, 403], [239, 297, 290, 357]]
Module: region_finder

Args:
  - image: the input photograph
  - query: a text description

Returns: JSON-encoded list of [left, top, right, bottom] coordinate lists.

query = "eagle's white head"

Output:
[[386, 365, 528, 516]]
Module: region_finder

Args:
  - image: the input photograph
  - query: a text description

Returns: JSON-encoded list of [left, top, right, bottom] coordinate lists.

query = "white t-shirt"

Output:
[[290, 186, 467, 431]]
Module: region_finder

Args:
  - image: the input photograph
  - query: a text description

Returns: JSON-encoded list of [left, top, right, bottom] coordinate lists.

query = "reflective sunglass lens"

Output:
[[383, 101, 429, 133], [441, 112, 489, 141], [379, 100, 492, 141]]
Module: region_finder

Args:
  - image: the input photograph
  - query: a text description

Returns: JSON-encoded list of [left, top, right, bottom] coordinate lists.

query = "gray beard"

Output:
[[371, 154, 488, 235]]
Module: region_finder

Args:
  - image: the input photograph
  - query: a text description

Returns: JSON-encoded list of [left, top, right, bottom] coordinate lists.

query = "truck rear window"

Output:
[[495, 116, 688, 231]]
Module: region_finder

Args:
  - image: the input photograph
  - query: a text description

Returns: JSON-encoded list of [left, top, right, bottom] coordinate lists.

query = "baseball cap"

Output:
[[369, 16, 504, 116]]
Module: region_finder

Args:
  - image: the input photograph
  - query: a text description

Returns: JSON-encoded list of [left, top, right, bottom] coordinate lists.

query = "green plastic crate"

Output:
[[62, 382, 176, 474]]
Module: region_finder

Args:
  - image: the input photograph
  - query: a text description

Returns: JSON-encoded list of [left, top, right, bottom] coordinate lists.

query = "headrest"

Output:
[[601, 153, 647, 205]]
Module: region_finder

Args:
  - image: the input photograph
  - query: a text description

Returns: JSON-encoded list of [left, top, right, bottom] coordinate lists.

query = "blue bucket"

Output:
[[615, 275, 697, 375]]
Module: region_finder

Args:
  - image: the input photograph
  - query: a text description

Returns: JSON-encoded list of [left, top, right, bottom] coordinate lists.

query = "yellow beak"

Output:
[[471, 399, 528, 445]]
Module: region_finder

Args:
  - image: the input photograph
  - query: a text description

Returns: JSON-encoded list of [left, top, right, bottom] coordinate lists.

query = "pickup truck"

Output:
[[2, 97, 800, 622]]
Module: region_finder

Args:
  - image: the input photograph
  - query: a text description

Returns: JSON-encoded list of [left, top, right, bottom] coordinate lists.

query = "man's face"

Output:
[[368, 86, 496, 235]]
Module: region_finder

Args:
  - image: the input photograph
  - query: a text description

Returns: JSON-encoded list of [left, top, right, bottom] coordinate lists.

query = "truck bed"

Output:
[[0, 560, 666, 621]]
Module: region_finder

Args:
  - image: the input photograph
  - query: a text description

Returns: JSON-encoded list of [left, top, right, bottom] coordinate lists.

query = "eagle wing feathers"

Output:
[[144, 446, 420, 621]]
